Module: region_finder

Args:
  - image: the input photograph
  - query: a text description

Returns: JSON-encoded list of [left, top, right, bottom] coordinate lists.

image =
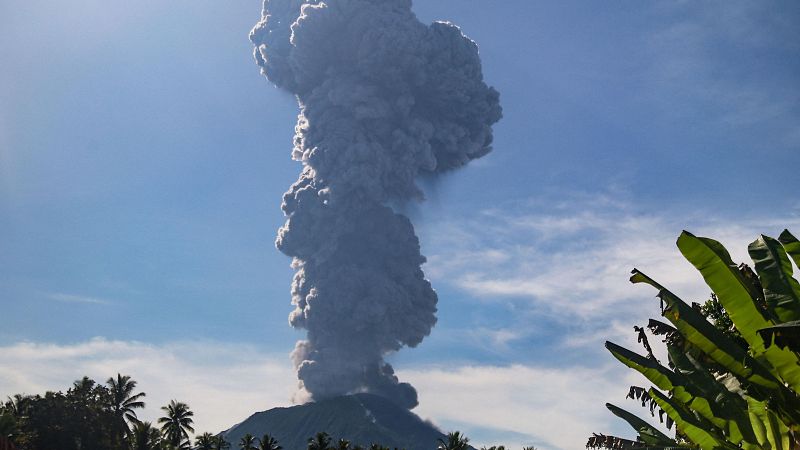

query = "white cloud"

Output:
[[0, 338, 296, 434], [423, 193, 800, 352], [48, 293, 113, 305], [402, 363, 647, 450]]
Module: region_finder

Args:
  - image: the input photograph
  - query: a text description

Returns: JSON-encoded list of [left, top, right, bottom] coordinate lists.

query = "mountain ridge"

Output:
[[221, 393, 451, 450]]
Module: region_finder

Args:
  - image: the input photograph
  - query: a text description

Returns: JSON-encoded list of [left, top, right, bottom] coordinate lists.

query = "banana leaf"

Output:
[[677, 231, 768, 349], [606, 342, 734, 437], [676, 232, 800, 392], [779, 230, 800, 269], [665, 345, 757, 445], [647, 388, 738, 450], [630, 269, 780, 389], [605, 403, 678, 447], [758, 320, 800, 352], [748, 235, 800, 323], [746, 397, 791, 450]]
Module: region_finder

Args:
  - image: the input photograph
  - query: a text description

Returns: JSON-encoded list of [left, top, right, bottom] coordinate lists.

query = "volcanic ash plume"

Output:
[[250, 0, 501, 409]]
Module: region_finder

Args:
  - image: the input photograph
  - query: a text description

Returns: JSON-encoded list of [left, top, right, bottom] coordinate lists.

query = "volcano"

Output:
[[221, 394, 451, 449]]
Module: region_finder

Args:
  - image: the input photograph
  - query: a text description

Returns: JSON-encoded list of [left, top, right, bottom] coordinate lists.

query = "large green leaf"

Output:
[[758, 320, 800, 352], [606, 342, 733, 437], [630, 269, 779, 389], [632, 269, 800, 426], [664, 345, 757, 446], [677, 232, 800, 392], [648, 389, 737, 450], [606, 342, 677, 392], [748, 235, 800, 323], [778, 230, 800, 269], [677, 231, 768, 350], [746, 397, 791, 450], [605, 403, 677, 447]]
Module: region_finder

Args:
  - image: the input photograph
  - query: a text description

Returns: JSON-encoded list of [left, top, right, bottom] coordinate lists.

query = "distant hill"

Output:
[[221, 393, 451, 450]]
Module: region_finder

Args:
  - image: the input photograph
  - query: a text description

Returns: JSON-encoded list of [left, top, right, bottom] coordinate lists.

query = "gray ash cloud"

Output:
[[250, 0, 501, 409]]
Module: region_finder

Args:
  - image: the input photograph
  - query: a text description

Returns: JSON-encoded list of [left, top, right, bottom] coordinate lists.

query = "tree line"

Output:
[[0, 376, 536, 450], [0, 374, 203, 450], [234, 430, 535, 450]]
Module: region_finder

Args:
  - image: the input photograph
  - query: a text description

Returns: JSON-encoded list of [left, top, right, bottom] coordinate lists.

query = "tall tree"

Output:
[[106, 374, 146, 446], [307, 432, 331, 450], [213, 436, 232, 450], [0, 396, 21, 441], [195, 433, 216, 450], [132, 421, 161, 450], [158, 400, 194, 448], [259, 434, 282, 450], [239, 434, 257, 450], [437, 432, 470, 450]]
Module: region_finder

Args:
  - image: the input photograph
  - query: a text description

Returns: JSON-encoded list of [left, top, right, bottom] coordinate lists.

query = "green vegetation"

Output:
[[260, 434, 282, 450], [436, 432, 469, 450], [0, 376, 537, 450], [587, 229, 800, 449], [0, 374, 224, 450], [196, 433, 217, 450], [307, 433, 332, 450], [108, 374, 147, 448], [240, 433, 258, 450], [160, 400, 196, 449]]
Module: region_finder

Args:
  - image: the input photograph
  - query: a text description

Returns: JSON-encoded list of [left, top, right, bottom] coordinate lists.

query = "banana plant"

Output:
[[587, 229, 800, 450]]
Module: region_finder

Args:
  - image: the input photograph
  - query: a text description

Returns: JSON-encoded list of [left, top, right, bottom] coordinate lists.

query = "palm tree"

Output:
[[106, 373, 146, 444], [3, 394, 28, 418], [307, 432, 332, 450], [335, 439, 350, 450], [196, 432, 217, 450], [239, 433, 257, 450], [214, 436, 232, 450], [132, 421, 161, 450], [1, 394, 29, 443], [259, 434, 282, 450], [158, 400, 195, 448], [437, 432, 470, 450]]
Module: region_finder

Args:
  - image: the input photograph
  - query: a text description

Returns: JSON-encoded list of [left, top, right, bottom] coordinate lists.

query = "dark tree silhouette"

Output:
[[106, 373, 146, 446], [307, 432, 332, 450], [158, 400, 195, 448], [214, 436, 232, 450], [259, 434, 282, 450], [132, 421, 161, 450], [437, 432, 470, 450], [195, 432, 216, 450], [239, 433, 257, 450]]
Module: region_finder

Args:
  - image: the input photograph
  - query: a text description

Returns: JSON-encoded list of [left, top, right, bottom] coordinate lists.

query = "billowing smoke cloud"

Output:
[[250, 0, 501, 409]]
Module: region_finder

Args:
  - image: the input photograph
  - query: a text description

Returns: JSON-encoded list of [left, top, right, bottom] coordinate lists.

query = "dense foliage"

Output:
[[0, 374, 217, 450], [588, 229, 800, 449]]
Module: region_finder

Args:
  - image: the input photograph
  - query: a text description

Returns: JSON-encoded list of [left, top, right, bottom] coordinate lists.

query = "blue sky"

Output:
[[1, 1, 799, 449]]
